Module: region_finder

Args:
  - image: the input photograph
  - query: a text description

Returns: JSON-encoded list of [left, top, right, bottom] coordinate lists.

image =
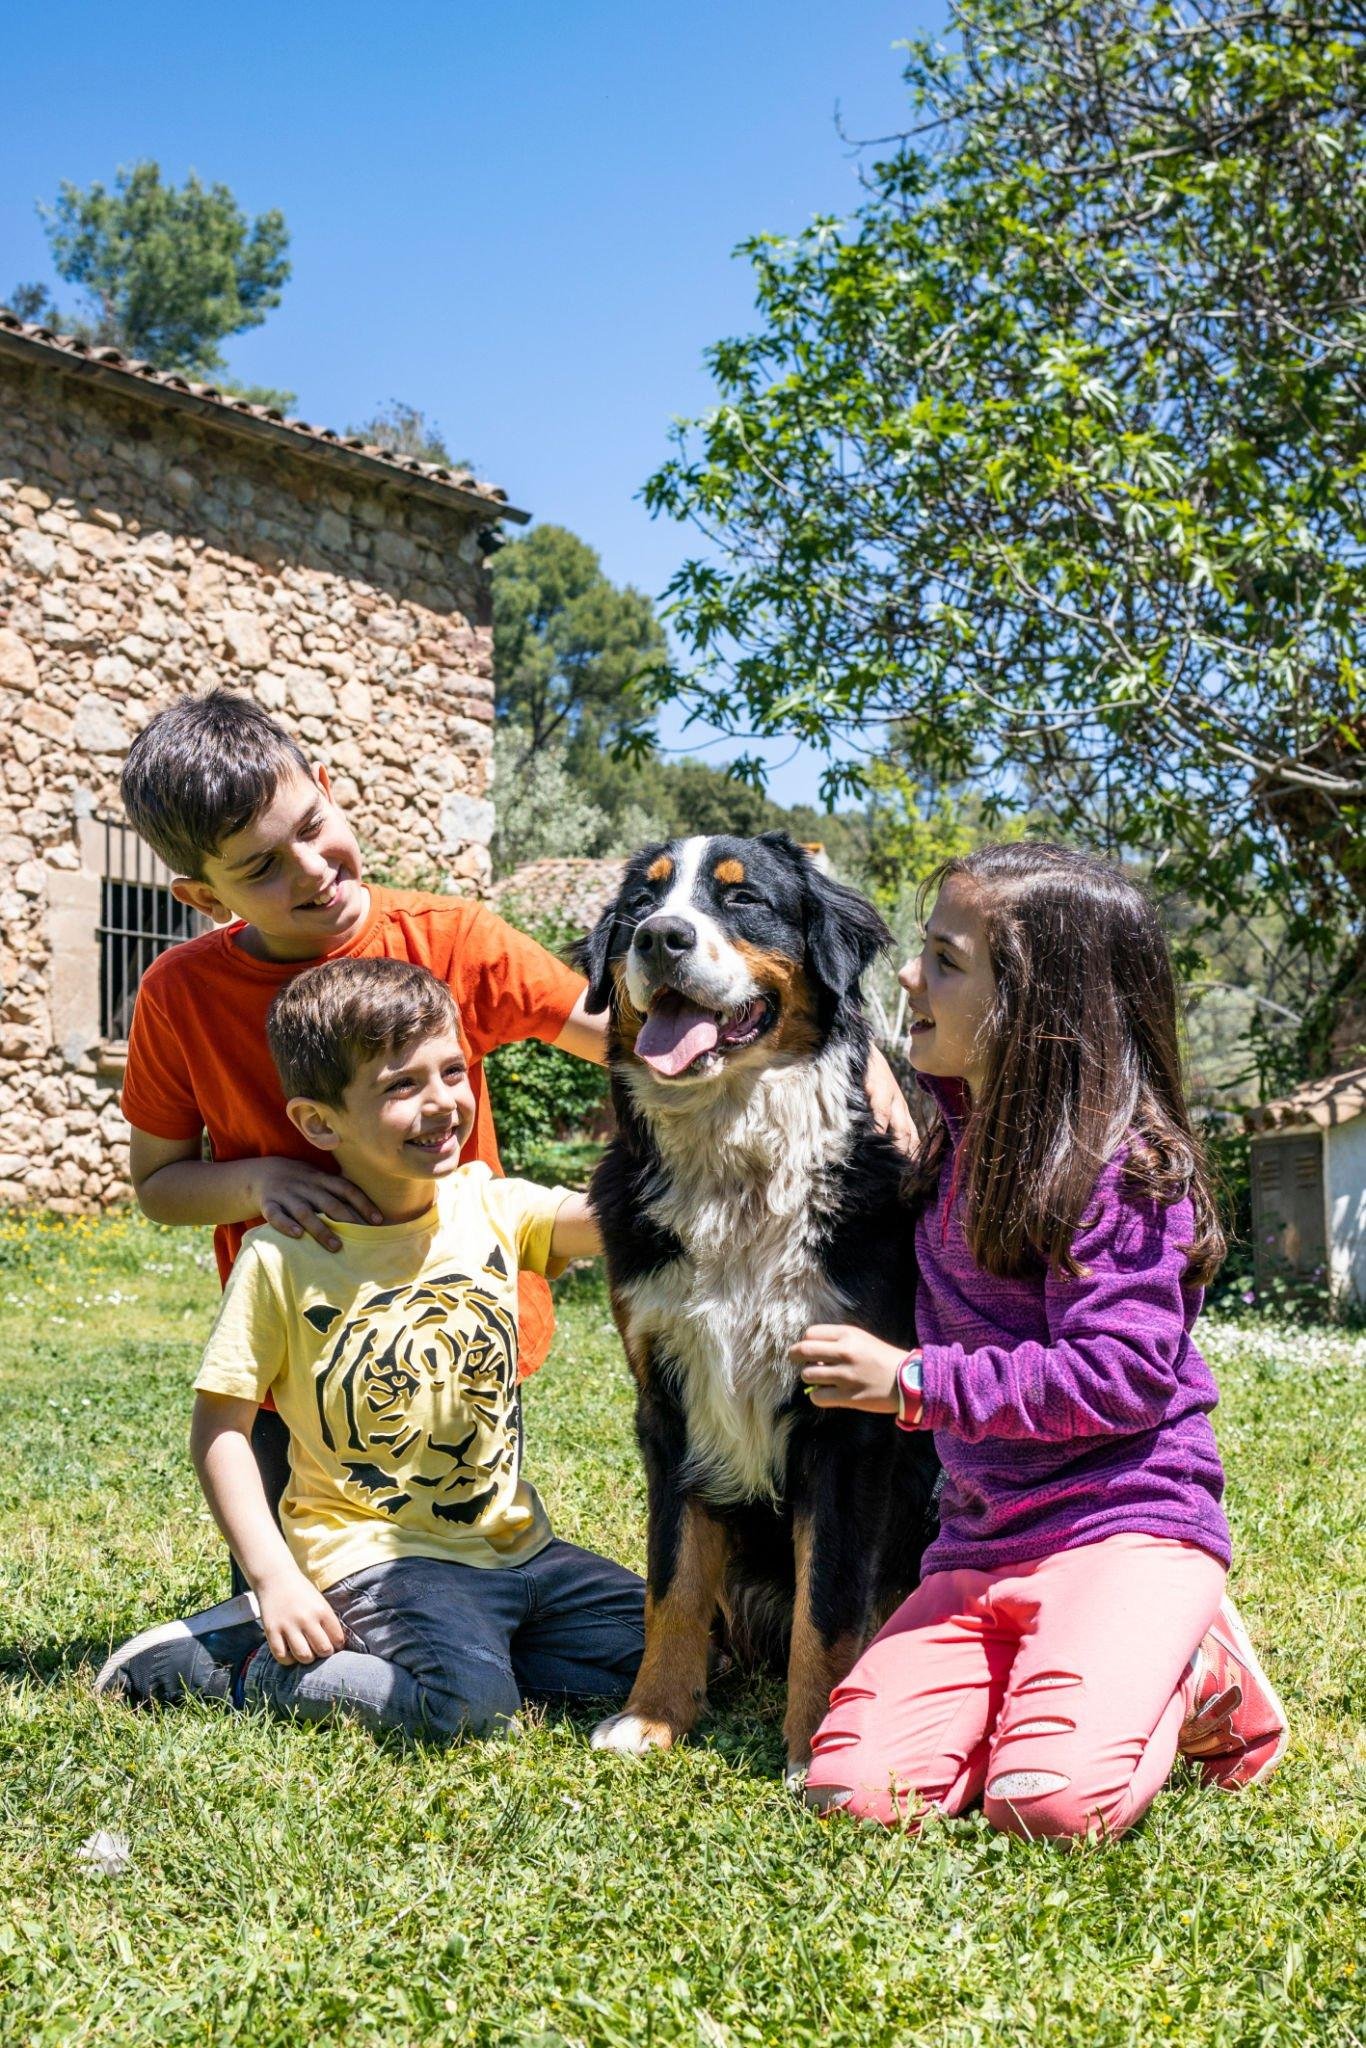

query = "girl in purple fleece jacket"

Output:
[[795, 843, 1288, 1840]]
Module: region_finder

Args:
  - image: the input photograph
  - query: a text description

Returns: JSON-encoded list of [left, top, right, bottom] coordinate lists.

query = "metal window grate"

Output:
[[96, 815, 209, 1040]]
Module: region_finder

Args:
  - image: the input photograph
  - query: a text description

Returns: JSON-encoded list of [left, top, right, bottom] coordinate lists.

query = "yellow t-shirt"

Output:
[[194, 1162, 568, 1590]]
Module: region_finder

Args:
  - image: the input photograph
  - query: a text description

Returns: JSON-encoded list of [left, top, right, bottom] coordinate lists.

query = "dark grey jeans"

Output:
[[239, 1540, 645, 1741]]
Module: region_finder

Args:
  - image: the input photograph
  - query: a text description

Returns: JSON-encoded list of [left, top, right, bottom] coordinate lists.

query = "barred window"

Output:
[[96, 816, 209, 1040]]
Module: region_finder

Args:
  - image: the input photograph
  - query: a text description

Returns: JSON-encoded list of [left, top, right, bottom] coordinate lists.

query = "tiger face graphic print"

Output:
[[304, 1240, 522, 1531]]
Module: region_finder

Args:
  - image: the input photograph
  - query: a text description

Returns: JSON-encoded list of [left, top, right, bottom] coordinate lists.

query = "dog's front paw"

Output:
[[590, 1710, 677, 1756]]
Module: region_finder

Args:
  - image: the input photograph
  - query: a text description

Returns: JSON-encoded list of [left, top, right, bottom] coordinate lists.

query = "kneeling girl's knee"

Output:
[[984, 1772, 1130, 1843], [804, 1776, 933, 1829]]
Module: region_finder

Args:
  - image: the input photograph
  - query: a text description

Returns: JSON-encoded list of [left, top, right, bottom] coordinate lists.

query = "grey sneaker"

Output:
[[94, 1591, 265, 1706]]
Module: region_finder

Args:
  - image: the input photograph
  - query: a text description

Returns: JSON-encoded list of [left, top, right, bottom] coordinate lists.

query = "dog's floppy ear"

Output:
[[800, 857, 892, 1001], [573, 901, 619, 1016]]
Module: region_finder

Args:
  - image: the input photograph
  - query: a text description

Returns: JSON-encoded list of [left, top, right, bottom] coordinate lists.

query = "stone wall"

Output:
[[0, 351, 501, 1211]]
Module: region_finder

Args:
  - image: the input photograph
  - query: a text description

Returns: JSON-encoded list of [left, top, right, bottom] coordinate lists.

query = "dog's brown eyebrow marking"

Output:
[[646, 855, 673, 883], [713, 858, 746, 886]]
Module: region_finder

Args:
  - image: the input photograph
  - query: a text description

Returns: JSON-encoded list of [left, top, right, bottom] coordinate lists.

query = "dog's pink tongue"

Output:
[[635, 999, 720, 1076]]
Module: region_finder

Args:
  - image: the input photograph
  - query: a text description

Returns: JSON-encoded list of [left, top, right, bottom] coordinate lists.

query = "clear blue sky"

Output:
[[3, 2, 940, 803]]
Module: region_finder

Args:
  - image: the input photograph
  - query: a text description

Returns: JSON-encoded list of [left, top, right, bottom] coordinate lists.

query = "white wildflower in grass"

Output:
[[75, 1831, 131, 1878]]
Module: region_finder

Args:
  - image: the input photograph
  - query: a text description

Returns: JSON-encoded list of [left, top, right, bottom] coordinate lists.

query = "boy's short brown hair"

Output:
[[121, 690, 313, 879], [267, 959, 460, 1108]]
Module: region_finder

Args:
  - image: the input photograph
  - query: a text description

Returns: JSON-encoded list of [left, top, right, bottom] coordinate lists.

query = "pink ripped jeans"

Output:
[[804, 1534, 1226, 1841]]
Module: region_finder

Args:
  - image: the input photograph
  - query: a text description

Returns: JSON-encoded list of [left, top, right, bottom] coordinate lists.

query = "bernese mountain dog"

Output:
[[577, 831, 940, 1780]]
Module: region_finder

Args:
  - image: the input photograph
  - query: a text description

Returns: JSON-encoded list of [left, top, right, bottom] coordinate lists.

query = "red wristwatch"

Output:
[[896, 1350, 925, 1430]]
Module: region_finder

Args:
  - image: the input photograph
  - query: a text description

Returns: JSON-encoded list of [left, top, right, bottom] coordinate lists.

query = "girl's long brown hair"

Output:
[[910, 843, 1225, 1286]]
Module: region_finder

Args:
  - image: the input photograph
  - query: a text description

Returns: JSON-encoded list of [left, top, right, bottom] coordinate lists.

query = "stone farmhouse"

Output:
[[0, 307, 527, 1213]]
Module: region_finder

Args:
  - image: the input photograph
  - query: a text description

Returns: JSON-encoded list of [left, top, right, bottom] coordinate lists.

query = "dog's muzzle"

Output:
[[626, 914, 775, 1081]]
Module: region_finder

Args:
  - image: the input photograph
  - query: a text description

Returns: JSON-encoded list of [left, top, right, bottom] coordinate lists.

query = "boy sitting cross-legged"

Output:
[[98, 958, 644, 1737]]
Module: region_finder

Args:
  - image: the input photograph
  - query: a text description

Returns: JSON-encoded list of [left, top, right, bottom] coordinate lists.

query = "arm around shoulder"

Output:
[[551, 990, 609, 1066], [864, 1041, 917, 1154], [129, 1127, 206, 1221], [129, 1126, 382, 1244], [129, 1126, 271, 1228], [453, 900, 596, 1061]]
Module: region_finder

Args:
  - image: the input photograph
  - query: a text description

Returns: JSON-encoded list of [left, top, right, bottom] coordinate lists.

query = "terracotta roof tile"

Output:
[[0, 308, 528, 523], [492, 856, 626, 934], [1244, 1066, 1366, 1132]]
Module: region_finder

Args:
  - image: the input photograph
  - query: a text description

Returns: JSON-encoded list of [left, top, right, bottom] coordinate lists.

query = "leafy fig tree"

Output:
[[645, 0, 1366, 1064]]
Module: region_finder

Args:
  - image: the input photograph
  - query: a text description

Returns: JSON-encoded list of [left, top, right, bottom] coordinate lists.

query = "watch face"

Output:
[[896, 1352, 924, 1428]]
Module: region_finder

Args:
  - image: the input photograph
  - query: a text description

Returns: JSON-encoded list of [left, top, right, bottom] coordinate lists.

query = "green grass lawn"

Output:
[[0, 1210, 1362, 2048]]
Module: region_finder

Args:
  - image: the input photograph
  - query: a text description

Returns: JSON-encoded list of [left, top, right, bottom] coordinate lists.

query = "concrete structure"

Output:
[[0, 307, 526, 1212], [1245, 1068, 1366, 1310]]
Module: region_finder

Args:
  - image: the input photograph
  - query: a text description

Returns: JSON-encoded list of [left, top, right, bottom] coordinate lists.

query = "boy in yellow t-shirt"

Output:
[[96, 959, 644, 1739]]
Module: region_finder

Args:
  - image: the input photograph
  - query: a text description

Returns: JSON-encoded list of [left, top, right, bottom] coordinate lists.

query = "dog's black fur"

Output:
[[577, 831, 940, 1772]]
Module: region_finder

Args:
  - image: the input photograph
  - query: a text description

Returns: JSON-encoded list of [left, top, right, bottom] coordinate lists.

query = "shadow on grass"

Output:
[[3, 1643, 794, 1780], [530, 1667, 793, 1782], [1, 1637, 113, 1683]]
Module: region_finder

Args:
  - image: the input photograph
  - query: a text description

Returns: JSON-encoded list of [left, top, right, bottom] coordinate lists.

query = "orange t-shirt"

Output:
[[120, 886, 586, 1377]]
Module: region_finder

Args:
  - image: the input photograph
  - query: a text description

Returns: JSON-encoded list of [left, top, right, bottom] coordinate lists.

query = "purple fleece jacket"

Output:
[[914, 1077, 1231, 1576]]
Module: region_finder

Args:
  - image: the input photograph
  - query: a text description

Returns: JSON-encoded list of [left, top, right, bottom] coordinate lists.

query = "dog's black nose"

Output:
[[633, 915, 697, 963]]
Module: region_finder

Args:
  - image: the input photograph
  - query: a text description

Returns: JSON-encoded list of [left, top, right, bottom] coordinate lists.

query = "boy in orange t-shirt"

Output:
[[118, 690, 604, 1580]]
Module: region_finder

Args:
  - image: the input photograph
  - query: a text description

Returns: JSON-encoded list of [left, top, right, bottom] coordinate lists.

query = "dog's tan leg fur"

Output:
[[783, 1515, 863, 1776], [593, 1501, 727, 1754]]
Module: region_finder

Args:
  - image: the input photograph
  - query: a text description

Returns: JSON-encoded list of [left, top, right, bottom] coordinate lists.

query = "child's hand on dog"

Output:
[[792, 1325, 907, 1413]]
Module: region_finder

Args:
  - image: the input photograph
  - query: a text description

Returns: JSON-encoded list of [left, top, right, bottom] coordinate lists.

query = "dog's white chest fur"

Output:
[[617, 1044, 858, 1503]]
